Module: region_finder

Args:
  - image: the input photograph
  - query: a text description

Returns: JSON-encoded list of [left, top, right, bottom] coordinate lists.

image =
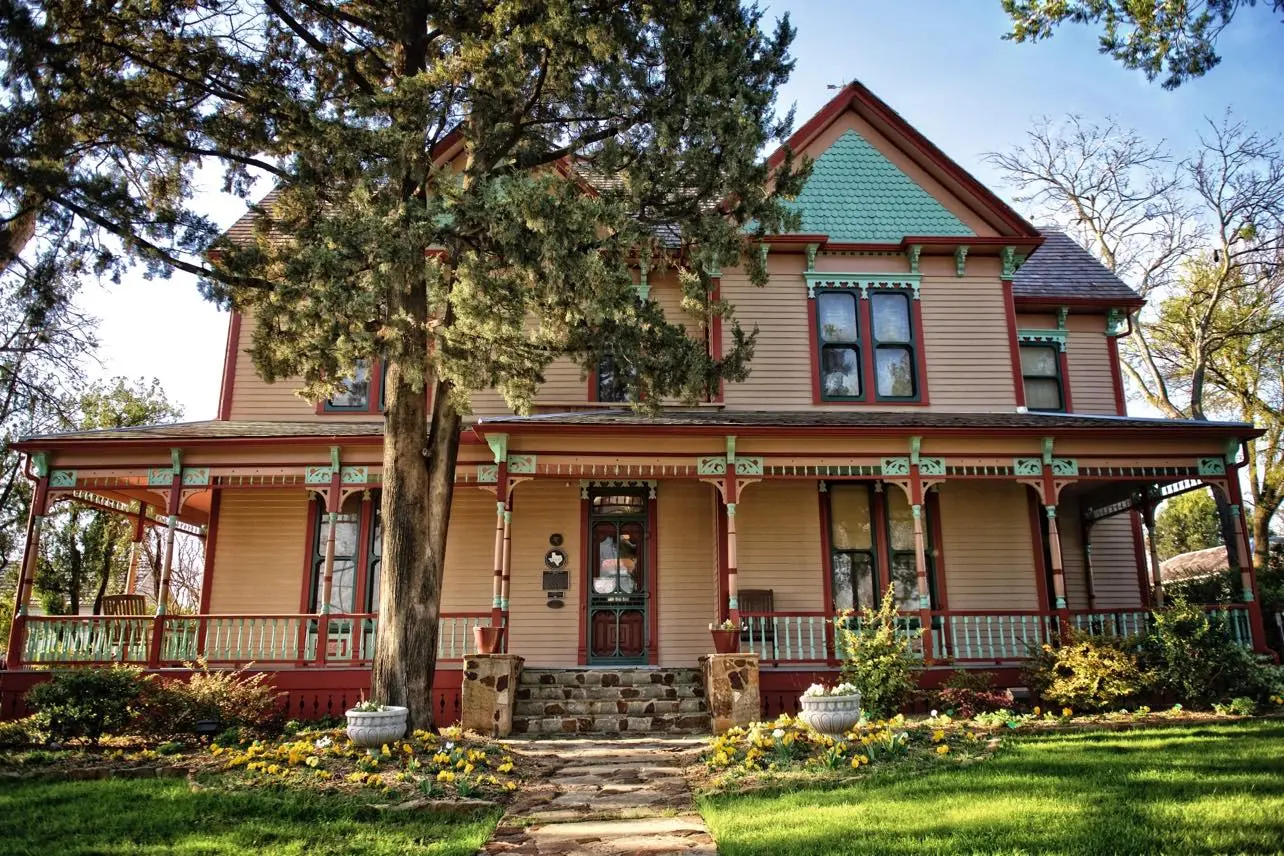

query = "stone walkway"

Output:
[[482, 737, 716, 855]]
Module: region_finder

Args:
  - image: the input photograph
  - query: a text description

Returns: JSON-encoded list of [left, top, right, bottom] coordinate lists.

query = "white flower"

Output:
[[772, 728, 785, 740], [802, 683, 828, 698], [930, 709, 938, 718], [313, 736, 333, 749], [444, 741, 455, 751]]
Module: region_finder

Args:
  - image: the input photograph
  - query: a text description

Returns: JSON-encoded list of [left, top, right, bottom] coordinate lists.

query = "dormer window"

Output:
[[322, 359, 385, 414]]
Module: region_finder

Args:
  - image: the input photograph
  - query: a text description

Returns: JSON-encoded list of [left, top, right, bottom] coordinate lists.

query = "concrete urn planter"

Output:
[[798, 693, 862, 736], [345, 706, 408, 749]]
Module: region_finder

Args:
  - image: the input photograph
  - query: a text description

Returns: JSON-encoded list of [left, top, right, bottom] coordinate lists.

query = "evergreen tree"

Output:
[[3, 1, 806, 728]]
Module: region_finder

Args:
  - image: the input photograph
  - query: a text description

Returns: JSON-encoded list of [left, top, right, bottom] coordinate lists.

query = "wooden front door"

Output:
[[587, 488, 649, 664]]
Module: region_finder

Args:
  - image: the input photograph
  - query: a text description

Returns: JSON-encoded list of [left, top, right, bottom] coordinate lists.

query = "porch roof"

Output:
[[475, 409, 1258, 438], [15, 419, 385, 448]]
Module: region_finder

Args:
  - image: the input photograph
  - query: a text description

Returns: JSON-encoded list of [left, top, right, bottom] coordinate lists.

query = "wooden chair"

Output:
[[101, 594, 147, 616], [739, 588, 775, 659]]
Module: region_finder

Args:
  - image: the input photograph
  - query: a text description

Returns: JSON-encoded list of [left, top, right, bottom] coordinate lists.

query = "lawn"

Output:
[[0, 776, 499, 856], [698, 720, 1284, 856]]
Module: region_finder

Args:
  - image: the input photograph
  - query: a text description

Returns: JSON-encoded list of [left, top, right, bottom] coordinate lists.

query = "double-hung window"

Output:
[[815, 288, 920, 402], [1020, 345, 1063, 412], [827, 482, 935, 613], [323, 359, 385, 413], [308, 492, 383, 614], [594, 354, 634, 403]]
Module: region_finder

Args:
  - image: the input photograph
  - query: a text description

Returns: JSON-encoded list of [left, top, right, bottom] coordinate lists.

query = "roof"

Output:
[[476, 409, 1255, 435], [19, 420, 384, 445], [1014, 230, 1140, 303], [1159, 545, 1230, 583]]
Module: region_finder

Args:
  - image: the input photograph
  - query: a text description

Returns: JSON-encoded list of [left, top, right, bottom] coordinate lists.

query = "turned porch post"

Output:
[[1082, 517, 1097, 610], [149, 452, 184, 668], [1226, 475, 1270, 652], [500, 503, 512, 633], [1045, 505, 1073, 640], [6, 463, 50, 667], [124, 503, 148, 595], [1140, 493, 1165, 607], [491, 498, 505, 627]]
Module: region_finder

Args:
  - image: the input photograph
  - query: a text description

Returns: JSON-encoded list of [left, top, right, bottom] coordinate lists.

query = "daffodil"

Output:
[[936, 745, 950, 755]]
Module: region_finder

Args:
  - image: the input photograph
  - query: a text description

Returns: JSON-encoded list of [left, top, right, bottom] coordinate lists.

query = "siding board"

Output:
[[735, 481, 825, 612], [656, 481, 717, 666], [209, 490, 309, 614], [938, 482, 1038, 610]]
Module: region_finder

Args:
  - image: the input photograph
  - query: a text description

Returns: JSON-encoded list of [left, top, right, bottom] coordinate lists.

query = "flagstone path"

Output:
[[483, 736, 716, 855]]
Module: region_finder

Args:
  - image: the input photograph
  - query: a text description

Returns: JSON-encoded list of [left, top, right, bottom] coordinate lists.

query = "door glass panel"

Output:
[[593, 522, 622, 594], [830, 485, 873, 550], [822, 346, 861, 398], [871, 293, 911, 342], [876, 348, 914, 397], [618, 523, 643, 593], [818, 292, 858, 342]]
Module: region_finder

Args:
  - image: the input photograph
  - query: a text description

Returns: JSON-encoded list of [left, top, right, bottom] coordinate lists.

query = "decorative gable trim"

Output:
[[804, 272, 920, 300], [1017, 329, 1069, 351]]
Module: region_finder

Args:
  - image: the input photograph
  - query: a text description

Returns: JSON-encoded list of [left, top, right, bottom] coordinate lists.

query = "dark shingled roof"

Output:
[[20, 420, 384, 444], [478, 409, 1254, 434], [1014, 229, 1140, 303]]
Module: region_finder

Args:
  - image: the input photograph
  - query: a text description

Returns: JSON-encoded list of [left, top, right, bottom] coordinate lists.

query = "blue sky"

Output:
[[78, 1, 1284, 420]]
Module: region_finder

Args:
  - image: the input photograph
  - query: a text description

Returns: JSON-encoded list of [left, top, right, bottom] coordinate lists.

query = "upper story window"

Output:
[[815, 288, 920, 403], [323, 359, 384, 414], [1020, 345, 1063, 412], [593, 354, 635, 403]]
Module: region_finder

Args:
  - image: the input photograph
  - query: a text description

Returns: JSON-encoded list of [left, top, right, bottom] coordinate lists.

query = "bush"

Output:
[[1024, 632, 1146, 712], [136, 661, 283, 738], [0, 716, 40, 748], [835, 588, 919, 719], [1141, 601, 1265, 707], [930, 670, 1015, 719], [25, 666, 147, 744]]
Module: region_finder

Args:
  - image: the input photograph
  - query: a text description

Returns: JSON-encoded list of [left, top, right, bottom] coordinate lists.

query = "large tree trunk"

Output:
[[370, 263, 462, 731], [1253, 503, 1279, 575]]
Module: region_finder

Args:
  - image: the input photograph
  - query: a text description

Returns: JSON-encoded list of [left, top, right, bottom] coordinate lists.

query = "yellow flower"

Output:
[[314, 769, 330, 780], [932, 730, 945, 743], [1033, 706, 1041, 716], [1062, 707, 1073, 718], [346, 772, 367, 783], [437, 770, 456, 783], [366, 773, 381, 786], [503, 781, 518, 792], [305, 756, 320, 768], [432, 752, 451, 765], [936, 745, 950, 755], [266, 764, 281, 775], [402, 743, 415, 755], [463, 762, 475, 775], [497, 761, 514, 773]]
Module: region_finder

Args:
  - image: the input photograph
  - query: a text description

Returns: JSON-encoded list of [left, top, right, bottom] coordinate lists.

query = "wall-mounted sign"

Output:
[[543, 570, 569, 591], [547, 591, 565, 609], [545, 548, 567, 570], [549, 533, 564, 547]]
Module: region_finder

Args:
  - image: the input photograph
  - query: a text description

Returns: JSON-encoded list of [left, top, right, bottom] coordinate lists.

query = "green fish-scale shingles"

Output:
[[787, 131, 973, 242]]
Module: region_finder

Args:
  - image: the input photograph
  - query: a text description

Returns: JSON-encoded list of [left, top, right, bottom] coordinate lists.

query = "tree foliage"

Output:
[[1154, 489, 1222, 562], [1, 0, 806, 728], [1002, 0, 1284, 89]]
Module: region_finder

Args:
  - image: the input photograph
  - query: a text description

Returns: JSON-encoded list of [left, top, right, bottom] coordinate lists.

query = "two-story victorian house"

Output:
[[2, 83, 1268, 729]]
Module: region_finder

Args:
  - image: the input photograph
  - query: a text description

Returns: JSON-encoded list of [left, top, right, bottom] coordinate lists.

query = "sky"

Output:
[[74, 1, 1284, 421]]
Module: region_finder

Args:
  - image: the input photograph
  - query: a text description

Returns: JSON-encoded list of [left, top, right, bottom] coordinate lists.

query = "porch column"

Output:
[[1226, 477, 1270, 652], [124, 503, 148, 595], [6, 468, 49, 667], [1140, 495, 1164, 607], [491, 498, 505, 627], [155, 461, 183, 616], [500, 503, 512, 629], [726, 502, 740, 625], [313, 462, 342, 666], [1082, 518, 1097, 610], [910, 502, 933, 660]]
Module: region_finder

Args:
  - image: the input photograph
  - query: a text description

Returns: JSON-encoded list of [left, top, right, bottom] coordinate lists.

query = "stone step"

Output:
[[516, 683, 704, 702], [514, 697, 707, 718], [510, 712, 711, 736], [518, 668, 701, 689]]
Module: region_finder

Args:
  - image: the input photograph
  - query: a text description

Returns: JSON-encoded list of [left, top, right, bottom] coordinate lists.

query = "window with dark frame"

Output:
[[815, 288, 920, 402], [1020, 344, 1064, 412], [827, 482, 935, 613], [323, 359, 386, 413], [308, 492, 382, 614], [595, 354, 634, 403]]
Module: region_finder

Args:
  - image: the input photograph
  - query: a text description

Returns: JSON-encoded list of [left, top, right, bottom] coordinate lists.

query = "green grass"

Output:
[[698, 721, 1284, 856], [0, 777, 499, 855]]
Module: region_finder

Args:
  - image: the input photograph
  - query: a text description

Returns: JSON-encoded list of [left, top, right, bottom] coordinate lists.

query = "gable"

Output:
[[788, 130, 973, 242]]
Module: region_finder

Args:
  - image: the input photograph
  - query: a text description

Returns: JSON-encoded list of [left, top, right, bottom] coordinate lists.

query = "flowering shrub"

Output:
[[705, 713, 988, 777], [209, 724, 519, 798], [1023, 631, 1147, 712], [834, 588, 919, 718], [136, 661, 282, 738], [1141, 601, 1273, 707]]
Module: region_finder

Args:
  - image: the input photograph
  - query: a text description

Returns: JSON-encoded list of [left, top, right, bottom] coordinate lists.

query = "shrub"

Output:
[[1024, 632, 1146, 712], [136, 660, 283, 738], [0, 716, 40, 748], [835, 588, 919, 719], [930, 670, 1014, 719], [25, 666, 147, 743], [1140, 601, 1264, 707]]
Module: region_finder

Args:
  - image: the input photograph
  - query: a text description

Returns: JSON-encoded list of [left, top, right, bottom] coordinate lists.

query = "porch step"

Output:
[[512, 668, 710, 735]]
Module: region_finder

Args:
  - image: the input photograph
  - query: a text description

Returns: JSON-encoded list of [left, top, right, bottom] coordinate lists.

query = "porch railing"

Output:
[[739, 604, 1255, 666], [15, 612, 490, 669]]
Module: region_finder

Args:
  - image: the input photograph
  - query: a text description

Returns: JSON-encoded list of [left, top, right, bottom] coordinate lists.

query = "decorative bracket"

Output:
[[1198, 457, 1227, 476], [30, 452, 50, 478], [1056, 307, 1069, 330], [954, 245, 968, 277], [1017, 329, 1068, 351], [507, 454, 537, 474], [881, 457, 911, 476], [636, 247, 652, 301], [50, 470, 77, 489], [803, 272, 920, 300], [804, 242, 818, 272], [1106, 308, 1128, 337], [1000, 245, 1016, 279], [907, 244, 922, 274], [486, 433, 508, 464]]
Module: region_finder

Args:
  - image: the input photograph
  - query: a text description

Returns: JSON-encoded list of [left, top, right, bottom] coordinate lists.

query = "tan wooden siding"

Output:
[[1085, 514, 1144, 609], [736, 481, 825, 612], [938, 481, 1039, 610], [920, 262, 1017, 411], [506, 481, 581, 666], [656, 481, 717, 667], [439, 488, 499, 614], [209, 489, 310, 614], [719, 255, 814, 409], [1058, 492, 1091, 610], [1066, 315, 1119, 415], [226, 313, 324, 421]]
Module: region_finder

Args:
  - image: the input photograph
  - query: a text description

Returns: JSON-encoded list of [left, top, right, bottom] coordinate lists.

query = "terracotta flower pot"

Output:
[[798, 692, 862, 736], [710, 628, 740, 654], [474, 625, 505, 654]]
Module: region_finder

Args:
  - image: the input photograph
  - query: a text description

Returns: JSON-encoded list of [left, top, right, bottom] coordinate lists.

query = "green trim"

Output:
[[918, 458, 946, 476], [507, 454, 537, 474], [805, 243, 819, 271], [909, 436, 922, 464], [50, 470, 77, 488], [805, 272, 920, 300], [305, 466, 333, 485], [477, 464, 498, 483], [734, 457, 765, 476], [1057, 307, 1069, 330], [955, 245, 968, 277], [486, 433, 508, 464], [1014, 458, 1043, 476], [181, 468, 210, 486], [148, 468, 176, 486], [1106, 308, 1129, 337], [1198, 457, 1227, 476], [171, 448, 183, 473], [1000, 246, 1016, 279], [30, 452, 49, 478], [907, 244, 922, 274], [1042, 437, 1055, 466], [881, 457, 911, 476], [1017, 329, 1068, 351], [697, 456, 727, 475], [339, 466, 368, 484]]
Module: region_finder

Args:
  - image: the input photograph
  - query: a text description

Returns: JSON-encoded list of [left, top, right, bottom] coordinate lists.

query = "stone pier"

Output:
[[700, 653, 759, 733], [461, 653, 524, 737]]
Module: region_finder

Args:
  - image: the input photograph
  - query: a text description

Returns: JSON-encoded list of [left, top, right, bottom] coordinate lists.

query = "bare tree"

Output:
[[134, 528, 204, 613]]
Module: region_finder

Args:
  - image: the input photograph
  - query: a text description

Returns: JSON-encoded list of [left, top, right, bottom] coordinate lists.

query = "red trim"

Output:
[[1016, 296, 1145, 311], [198, 491, 221, 613], [710, 278, 725, 403], [806, 292, 823, 405], [216, 313, 242, 421], [1003, 280, 1025, 409], [856, 292, 876, 400], [477, 421, 1258, 440], [299, 496, 319, 614], [1027, 487, 1051, 609], [900, 236, 1043, 251], [911, 295, 931, 406], [647, 489, 659, 666], [1107, 335, 1128, 415], [766, 83, 1040, 238], [354, 494, 374, 613], [872, 486, 892, 596], [1130, 511, 1150, 603], [716, 498, 729, 621], [577, 495, 589, 665], [809, 288, 930, 407], [818, 486, 834, 612], [927, 489, 948, 611], [1058, 350, 1075, 413]]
